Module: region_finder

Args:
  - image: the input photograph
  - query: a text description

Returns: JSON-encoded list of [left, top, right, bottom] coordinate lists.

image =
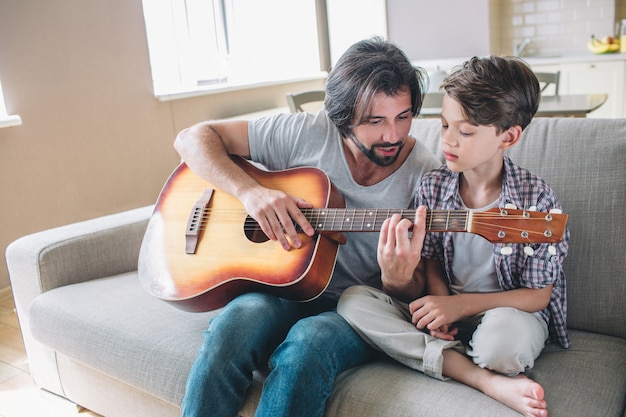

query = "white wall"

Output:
[[387, 0, 618, 60], [327, 0, 388, 65], [386, 0, 491, 61]]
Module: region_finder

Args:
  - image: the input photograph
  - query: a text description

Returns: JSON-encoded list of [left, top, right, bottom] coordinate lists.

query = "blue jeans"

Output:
[[181, 292, 377, 417]]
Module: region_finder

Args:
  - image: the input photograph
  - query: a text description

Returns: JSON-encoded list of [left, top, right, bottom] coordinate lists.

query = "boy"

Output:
[[337, 56, 569, 417]]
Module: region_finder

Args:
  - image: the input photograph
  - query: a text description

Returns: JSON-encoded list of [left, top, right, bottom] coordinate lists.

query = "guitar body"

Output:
[[139, 157, 568, 313], [138, 157, 345, 312]]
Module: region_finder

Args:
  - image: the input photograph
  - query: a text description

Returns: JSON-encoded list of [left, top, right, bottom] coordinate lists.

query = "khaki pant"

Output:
[[337, 285, 549, 380]]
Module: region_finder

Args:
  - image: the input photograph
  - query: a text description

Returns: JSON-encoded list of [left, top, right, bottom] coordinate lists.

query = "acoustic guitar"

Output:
[[138, 157, 568, 312]]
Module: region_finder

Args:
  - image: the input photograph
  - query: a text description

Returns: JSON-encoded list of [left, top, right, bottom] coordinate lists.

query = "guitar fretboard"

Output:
[[300, 208, 470, 233]]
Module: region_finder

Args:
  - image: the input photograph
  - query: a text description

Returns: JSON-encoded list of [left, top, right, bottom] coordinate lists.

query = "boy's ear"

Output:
[[499, 125, 522, 150]]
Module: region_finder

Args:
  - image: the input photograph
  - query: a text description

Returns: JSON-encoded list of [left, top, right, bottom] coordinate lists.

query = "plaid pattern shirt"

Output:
[[416, 156, 570, 348]]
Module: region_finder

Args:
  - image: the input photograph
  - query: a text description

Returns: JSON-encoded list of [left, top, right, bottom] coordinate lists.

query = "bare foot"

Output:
[[442, 350, 548, 417], [483, 374, 547, 417]]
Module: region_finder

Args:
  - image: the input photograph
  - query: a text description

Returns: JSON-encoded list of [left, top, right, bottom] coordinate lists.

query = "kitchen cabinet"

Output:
[[531, 58, 626, 118]]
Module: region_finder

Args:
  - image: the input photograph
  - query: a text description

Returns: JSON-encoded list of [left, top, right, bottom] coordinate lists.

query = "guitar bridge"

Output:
[[185, 189, 214, 254]]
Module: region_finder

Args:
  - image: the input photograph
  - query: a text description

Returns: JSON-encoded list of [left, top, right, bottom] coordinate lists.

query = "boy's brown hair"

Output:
[[441, 56, 540, 133]]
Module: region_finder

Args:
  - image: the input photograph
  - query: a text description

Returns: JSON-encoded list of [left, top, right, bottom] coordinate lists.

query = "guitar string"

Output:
[[195, 208, 553, 219], [192, 209, 553, 222], [189, 208, 557, 236], [194, 208, 554, 220]]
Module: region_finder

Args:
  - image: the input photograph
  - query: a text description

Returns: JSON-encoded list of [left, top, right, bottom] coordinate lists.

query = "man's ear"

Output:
[[499, 125, 522, 150]]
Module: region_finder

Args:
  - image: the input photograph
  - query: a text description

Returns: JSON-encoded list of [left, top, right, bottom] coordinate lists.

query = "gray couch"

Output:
[[6, 117, 626, 417]]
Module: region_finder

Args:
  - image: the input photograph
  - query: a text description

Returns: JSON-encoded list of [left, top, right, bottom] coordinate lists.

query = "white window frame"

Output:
[[142, 0, 327, 101], [0, 79, 21, 128]]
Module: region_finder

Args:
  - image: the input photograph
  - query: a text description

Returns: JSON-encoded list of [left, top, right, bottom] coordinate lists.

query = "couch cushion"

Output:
[[528, 331, 626, 417], [29, 273, 216, 405], [411, 117, 626, 339], [510, 118, 626, 339], [30, 273, 626, 416], [328, 330, 625, 417]]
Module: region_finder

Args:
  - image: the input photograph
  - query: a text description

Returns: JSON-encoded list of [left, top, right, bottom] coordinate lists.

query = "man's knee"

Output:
[[276, 312, 366, 364], [205, 293, 297, 352]]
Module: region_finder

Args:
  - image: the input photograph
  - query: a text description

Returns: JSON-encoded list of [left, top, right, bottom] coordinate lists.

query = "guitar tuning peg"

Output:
[[504, 203, 517, 210], [548, 245, 557, 256], [549, 208, 562, 214], [528, 205, 537, 212], [523, 246, 535, 257], [500, 246, 513, 256]]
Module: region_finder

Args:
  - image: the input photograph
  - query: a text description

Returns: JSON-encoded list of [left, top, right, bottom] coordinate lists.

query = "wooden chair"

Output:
[[286, 90, 325, 113], [535, 71, 560, 95]]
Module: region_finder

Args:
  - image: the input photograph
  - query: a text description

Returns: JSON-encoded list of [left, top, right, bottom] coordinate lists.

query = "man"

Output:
[[175, 37, 439, 417]]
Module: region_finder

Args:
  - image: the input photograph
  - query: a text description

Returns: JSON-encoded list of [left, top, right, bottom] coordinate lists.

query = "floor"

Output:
[[0, 287, 102, 417]]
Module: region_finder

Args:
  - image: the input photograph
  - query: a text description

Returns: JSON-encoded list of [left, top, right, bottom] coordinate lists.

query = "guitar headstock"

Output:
[[469, 208, 568, 244]]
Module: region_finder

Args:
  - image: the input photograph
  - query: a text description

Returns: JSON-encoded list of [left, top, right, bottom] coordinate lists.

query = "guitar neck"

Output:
[[302, 208, 469, 233]]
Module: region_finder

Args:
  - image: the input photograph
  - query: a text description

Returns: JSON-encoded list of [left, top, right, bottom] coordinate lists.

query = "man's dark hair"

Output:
[[324, 37, 427, 138]]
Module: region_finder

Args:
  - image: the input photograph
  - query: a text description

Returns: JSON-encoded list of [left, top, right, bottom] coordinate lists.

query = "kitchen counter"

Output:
[[419, 92, 608, 118], [522, 52, 626, 65], [413, 52, 626, 118], [412, 52, 626, 71]]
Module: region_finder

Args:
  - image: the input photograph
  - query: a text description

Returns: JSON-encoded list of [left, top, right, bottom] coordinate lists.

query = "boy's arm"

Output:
[[410, 284, 553, 333], [422, 258, 459, 340], [424, 258, 449, 296]]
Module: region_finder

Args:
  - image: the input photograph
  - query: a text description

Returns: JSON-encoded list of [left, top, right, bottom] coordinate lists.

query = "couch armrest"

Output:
[[6, 205, 153, 310], [5, 205, 153, 397]]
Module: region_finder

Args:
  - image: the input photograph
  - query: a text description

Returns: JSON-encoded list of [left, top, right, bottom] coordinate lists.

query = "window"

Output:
[[142, 0, 324, 100], [0, 78, 21, 128]]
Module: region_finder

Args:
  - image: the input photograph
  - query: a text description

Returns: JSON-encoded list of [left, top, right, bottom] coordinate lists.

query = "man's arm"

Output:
[[173, 120, 314, 250], [175, 120, 254, 196]]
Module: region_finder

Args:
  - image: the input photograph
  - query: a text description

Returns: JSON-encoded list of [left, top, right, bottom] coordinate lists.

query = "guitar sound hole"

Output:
[[244, 216, 270, 243]]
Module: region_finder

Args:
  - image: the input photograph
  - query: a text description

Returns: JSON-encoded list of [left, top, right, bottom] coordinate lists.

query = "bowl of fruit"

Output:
[[587, 35, 620, 54]]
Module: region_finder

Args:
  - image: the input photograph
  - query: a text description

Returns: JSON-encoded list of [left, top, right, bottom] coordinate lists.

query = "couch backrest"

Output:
[[410, 117, 626, 339]]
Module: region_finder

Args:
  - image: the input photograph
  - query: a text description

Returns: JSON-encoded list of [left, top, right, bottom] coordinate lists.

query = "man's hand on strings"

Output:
[[241, 187, 314, 250], [378, 206, 427, 296]]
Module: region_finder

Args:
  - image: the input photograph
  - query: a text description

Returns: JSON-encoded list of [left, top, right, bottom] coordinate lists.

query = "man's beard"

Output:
[[349, 134, 405, 167]]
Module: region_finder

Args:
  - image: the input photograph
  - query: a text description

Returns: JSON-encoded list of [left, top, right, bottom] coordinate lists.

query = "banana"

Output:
[[587, 35, 620, 54]]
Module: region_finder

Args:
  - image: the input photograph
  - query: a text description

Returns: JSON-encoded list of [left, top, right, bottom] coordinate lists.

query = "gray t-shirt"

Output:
[[450, 198, 500, 295], [249, 110, 439, 302]]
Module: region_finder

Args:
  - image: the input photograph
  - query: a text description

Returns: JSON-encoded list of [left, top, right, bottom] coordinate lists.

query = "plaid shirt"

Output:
[[416, 156, 570, 348]]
